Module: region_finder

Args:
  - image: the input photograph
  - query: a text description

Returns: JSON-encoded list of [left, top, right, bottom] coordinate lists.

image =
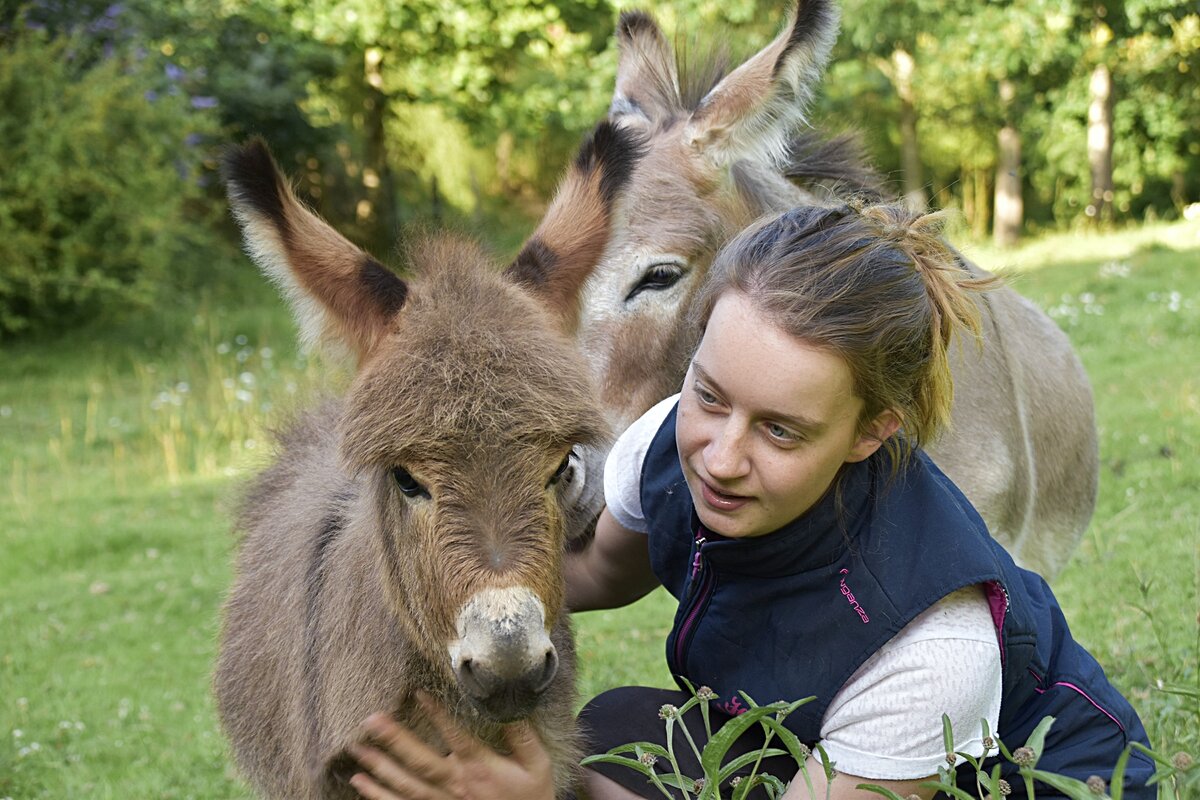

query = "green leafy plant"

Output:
[[582, 680, 831, 800], [586, 685, 1198, 800]]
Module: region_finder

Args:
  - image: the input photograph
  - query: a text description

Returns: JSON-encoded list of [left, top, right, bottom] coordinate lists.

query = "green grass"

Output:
[[2, 221, 1197, 798]]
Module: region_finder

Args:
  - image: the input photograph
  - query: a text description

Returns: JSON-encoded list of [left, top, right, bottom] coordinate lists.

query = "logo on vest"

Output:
[[838, 569, 870, 623], [719, 696, 747, 716]]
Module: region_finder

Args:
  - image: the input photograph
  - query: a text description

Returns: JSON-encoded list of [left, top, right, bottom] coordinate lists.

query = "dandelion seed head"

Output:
[[998, 779, 1012, 795], [1012, 746, 1036, 766], [638, 752, 657, 767], [1172, 751, 1194, 770], [1086, 776, 1106, 795], [657, 704, 678, 720]]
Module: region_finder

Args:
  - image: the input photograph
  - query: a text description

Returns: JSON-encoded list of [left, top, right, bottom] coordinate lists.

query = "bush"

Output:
[[0, 22, 225, 339]]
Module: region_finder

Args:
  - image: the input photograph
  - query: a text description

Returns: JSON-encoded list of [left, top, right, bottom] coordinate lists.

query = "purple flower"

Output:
[[165, 63, 185, 82], [190, 96, 218, 109], [144, 89, 158, 102]]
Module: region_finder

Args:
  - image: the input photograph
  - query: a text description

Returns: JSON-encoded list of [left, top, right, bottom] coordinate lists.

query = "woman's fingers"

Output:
[[348, 770, 401, 800], [503, 721, 550, 771], [360, 712, 459, 787], [415, 692, 483, 760], [347, 743, 453, 800]]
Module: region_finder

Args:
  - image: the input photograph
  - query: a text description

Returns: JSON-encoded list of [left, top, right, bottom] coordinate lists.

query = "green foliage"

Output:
[[580, 686, 820, 800], [0, 22, 225, 339], [820, 0, 1200, 232]]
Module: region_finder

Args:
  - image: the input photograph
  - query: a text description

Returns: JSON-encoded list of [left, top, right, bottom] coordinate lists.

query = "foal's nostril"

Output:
[[532, 647, 558, 694], [456, 656, 495, 699]]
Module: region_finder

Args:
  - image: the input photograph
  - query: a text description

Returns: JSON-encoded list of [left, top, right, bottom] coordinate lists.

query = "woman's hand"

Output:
[[347, 693, 556, 800]]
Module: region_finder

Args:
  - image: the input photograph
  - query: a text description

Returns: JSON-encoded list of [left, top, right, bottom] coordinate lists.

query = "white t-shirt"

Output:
[[605, 395, 1003, 779]]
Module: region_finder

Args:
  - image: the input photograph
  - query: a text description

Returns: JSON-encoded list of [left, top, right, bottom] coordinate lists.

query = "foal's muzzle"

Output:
[[449, 587, 558, 722]]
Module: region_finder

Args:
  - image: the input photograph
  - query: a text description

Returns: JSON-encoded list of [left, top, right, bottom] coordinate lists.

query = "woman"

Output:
[[347, 204, 1155, 800]]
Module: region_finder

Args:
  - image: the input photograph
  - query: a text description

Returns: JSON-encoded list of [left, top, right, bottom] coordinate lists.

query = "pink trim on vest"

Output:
[[1028, 668, 1126, 732], [984, 581, 1008, 667]]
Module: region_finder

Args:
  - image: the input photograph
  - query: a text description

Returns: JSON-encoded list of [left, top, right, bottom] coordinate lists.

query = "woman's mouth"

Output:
[[700, 480, 751, 512]]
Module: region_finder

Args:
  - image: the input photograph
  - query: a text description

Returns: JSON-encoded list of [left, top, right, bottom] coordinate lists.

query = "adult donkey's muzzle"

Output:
[[450, 586, 558, 722]]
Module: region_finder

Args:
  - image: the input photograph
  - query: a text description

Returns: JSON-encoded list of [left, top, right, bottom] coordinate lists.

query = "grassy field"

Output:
[[1, 221, 1197, 798]]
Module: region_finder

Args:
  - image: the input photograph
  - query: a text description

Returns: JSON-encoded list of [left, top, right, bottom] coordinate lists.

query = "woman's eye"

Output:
[[694, 384, 719, 406], [392, 467, 430, 499], [548, 451, 574, 487], [765, 423, 801, 443]]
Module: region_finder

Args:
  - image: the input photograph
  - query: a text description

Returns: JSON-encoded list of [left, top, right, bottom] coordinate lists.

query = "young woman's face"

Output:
[[676, 291, 894, 539]]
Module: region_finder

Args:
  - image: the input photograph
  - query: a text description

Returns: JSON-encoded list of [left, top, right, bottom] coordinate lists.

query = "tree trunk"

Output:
[[1087, 63, 1114, 223], [974, 168, 990, 240], [993, 79, 1022, 248], [891, 48, 926, 212], [363, 46, 397, 251], [962, 167, 975, 229]]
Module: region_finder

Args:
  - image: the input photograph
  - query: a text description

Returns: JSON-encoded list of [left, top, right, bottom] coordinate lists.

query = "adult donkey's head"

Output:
[[224, 140, 605, 723], [510, 0, 878, 434]]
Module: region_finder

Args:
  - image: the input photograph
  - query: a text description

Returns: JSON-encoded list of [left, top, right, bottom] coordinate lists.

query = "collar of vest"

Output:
[[678, 435, 886, 579]]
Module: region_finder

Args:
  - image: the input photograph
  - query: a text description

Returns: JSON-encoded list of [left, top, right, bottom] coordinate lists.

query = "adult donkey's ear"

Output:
[[506, 120, 646, 330], [222, 138, 407, 364], [609, 10, 682, 126], [684, 0, 839, 166]]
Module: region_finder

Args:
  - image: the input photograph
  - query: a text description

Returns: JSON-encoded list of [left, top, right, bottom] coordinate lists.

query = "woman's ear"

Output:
[[846, 410, 902, 463]]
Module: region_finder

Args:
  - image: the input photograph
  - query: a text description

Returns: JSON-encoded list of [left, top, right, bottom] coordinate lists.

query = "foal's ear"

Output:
[[609, 10, 682, 126], [222, 139, 407, 363], [684, 0, 839, 166]]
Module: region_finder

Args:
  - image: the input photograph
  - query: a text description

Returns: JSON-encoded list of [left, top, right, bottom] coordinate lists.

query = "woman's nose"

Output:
[[704, 424, 749, 480]]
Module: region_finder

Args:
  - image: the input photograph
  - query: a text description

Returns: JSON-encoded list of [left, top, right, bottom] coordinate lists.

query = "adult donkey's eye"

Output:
[[548, 450, 574, 487], [391, 466, 430, 499], [625, 262, 686, 302]]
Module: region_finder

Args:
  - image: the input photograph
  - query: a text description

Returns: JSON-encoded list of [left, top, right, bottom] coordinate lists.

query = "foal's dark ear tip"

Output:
[[617, 9, 659, 40], [220, 136, 277, 188]]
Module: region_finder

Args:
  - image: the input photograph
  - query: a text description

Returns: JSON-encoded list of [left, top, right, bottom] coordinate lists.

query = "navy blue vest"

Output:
[[641, 404, 1153, 792]]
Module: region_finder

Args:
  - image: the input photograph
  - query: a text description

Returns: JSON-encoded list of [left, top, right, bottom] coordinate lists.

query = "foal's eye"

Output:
[[548, 451, 574, 487], [625, 262, 686, 302], [391, 467, 430, 499]]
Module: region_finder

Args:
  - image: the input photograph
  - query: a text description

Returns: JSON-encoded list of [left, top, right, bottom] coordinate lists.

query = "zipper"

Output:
[[672, 532, 714, 672], [689, 537, 707, 585]]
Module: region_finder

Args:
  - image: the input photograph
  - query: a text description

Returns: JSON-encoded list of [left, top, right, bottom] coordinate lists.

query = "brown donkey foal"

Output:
[[213, 140, 605, 800]]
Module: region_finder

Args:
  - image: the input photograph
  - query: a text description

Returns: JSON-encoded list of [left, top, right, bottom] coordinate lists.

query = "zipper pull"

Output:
[[690, 537, 706, 581]]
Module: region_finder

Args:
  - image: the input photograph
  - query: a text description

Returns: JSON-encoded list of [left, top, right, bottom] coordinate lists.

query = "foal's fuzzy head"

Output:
[[224, 139, 605, 721], [339, 239, 605, 670]]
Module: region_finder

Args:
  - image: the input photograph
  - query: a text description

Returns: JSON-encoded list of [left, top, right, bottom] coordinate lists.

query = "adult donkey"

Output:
[[509, 0, 1097, 579], [214, 139, 611, 799]]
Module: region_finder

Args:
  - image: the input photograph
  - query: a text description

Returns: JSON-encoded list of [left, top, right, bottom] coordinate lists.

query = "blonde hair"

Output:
[[692, 203, 997, 468]]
